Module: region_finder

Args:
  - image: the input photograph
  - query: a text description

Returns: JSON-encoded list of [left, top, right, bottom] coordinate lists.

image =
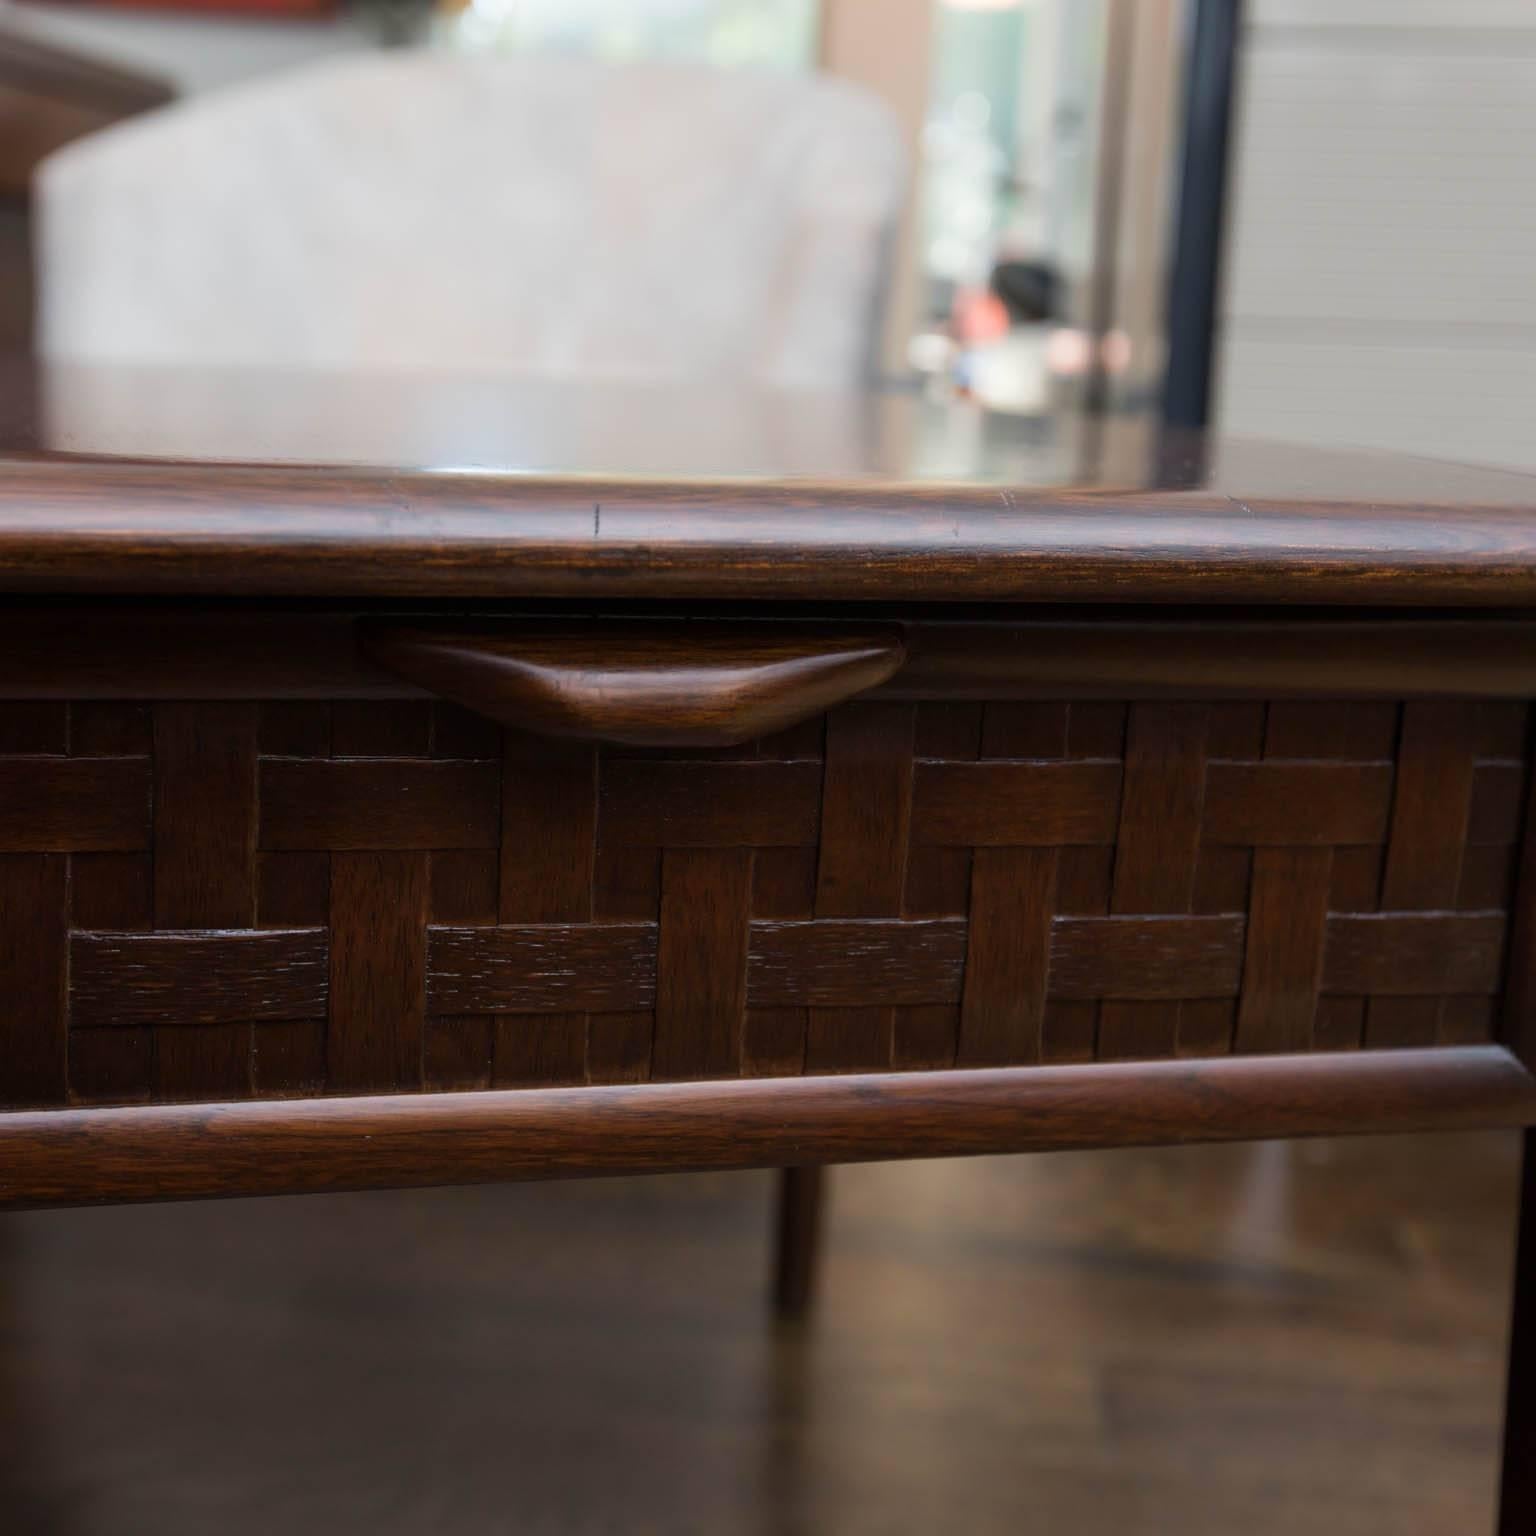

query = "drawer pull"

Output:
[[362, 622, 905, 747]]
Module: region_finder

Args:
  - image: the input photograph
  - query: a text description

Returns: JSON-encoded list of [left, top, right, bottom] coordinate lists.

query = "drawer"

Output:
[[1, 606, 1535, 1202]]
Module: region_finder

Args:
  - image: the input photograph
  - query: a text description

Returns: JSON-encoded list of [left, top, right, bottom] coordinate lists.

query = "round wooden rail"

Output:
[[1, 1047, 1531, 1209], [2, 458, 1536, 603]]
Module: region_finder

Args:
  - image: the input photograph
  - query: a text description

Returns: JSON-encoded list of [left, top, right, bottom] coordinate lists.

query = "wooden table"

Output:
[[2, 360, 1535, 1529]]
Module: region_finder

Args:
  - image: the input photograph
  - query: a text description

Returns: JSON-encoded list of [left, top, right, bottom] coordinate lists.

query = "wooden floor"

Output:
[[0, 1131, 1521, 1534]]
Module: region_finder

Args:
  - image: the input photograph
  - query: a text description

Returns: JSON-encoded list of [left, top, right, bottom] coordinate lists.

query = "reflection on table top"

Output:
[[2, 355, 1536, 606], [3, 355, 1536, 506], [1, 359, 1075, 485]]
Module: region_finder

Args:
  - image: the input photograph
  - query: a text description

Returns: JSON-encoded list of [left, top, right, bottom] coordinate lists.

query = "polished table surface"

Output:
[[1, 356, 1535, 605], [0, 359, 1076, 483], [4, 354, 1536, 494]]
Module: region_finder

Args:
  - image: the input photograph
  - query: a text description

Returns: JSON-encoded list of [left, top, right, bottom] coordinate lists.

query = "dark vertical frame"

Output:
[[1157, 0, 1244, 483], [1502, 1130, 1536, 1532]]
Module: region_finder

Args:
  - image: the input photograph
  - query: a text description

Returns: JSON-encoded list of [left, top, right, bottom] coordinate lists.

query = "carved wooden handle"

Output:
[[362, 621, 906, 747]]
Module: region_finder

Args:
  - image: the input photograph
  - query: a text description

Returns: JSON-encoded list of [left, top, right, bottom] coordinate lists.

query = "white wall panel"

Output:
[[1216, 8, 1536, 469]]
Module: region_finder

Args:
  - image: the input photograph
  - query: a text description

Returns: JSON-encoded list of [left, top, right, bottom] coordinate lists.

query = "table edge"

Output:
[[3, 459, 1536, 603]]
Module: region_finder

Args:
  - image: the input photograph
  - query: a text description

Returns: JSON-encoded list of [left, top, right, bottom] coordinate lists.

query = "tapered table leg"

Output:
[[1501, 1129, 1536, 1534], [773, 1165, 825, 1320]]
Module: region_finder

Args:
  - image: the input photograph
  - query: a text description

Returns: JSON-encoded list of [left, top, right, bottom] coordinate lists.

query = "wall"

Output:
[[1215, 0, 1536, 470]]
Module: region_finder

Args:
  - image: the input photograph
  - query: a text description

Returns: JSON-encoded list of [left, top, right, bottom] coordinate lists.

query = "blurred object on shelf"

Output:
[[909, 252, 1064, 415], [952, 283, 1010, 347], [956, 322, 1050, 414], [993, 257, 1059, 324]]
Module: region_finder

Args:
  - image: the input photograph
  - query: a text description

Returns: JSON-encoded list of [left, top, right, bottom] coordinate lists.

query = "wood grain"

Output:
[[0, 681, 1517, 1112], [1382, 703, 1479, 907], [1502, 755, 1536, 1072], [261, 760, 499, 851], [363, 621, 904, 747], [814, 703, 914, 917], [152, 704, 258, 1101], [1371, 702, 1481, 1046], [1100, 704, 1209, 1060], [1110, 704, 1208, 911], [4, 458, 1536, 605], [958, 849, 1055, 1065], [429, 925, 656, 1015], [498, 732, 595, 924], [600, 761, 821, 848], [1326, 913, 1505, 997], [0, 1046, 1530, 1209], [1234, 848, 1331, 1054], [153, 704, 256, 927], [328, 852, 428, 1093], [653, 848, 751, 1079], [71, 930, 326, 1028], [7, 612, 1536, 703], [892, 618, 1536, 700], [0, 758, 148, 851], [495, 730, 596, 1083], [808, 703, 914, 1073], [1050, 916, 1245, 1000], [749, 920, 966, 1008], [0, 854, 65, 1104], [1203, 762, 1393, 845], [912, 762, 1122, 846]]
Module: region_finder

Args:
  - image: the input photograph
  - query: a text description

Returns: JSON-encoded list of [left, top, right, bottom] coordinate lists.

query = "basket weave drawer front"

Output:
[[0, 695, 1525, 1110]]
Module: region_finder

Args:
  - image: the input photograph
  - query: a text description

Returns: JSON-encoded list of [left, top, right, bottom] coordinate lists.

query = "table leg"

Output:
[[1501, 1128, 1536, 1533], [773, 1166, 825, 1320]]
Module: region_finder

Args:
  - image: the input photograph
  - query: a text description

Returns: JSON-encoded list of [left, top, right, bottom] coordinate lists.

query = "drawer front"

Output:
[[0, 693, 1525, 1111]]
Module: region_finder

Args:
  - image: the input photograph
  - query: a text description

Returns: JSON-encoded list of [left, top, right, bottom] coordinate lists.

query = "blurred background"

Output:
[[0, 4, 1532, 1533], [4, 0, 1533, 474]]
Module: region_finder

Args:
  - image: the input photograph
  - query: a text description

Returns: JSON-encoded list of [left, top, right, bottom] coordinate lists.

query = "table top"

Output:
[[2, 356, 1535, 606]]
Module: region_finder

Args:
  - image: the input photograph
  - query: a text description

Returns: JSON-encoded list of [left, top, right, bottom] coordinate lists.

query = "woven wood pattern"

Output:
[[0, 697, 1526, 1109]]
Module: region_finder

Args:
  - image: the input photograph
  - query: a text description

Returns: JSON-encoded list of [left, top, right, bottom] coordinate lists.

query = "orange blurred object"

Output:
[[952, 286, 1011, 346]]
